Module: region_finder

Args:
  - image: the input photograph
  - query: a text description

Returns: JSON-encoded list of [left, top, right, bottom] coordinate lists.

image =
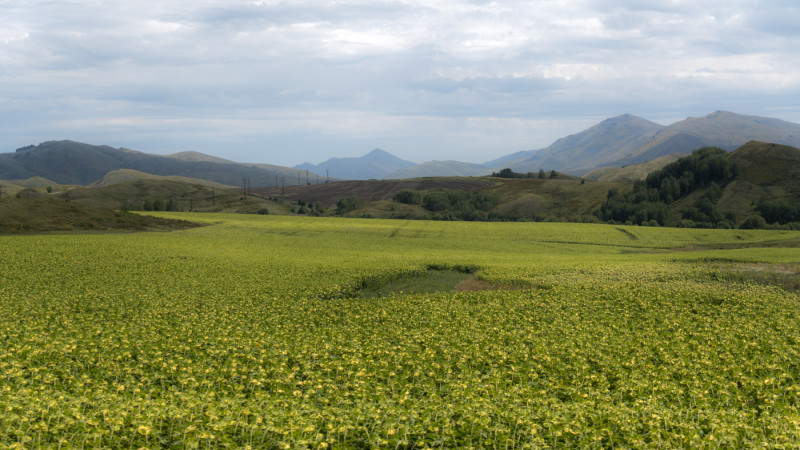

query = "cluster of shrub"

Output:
[[595, 147, 744, 228], [491, 168, 558, 179], [294, 199, 324, 216], [391, 189, 502, 221], [335, 197, 365, 215], [740, 201, 800, 230]]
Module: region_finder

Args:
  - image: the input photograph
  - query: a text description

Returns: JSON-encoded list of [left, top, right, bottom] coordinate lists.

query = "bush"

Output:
[[422, 193, 451, 212], [739, 215, 767, 230], [336, 197, 364, 215]]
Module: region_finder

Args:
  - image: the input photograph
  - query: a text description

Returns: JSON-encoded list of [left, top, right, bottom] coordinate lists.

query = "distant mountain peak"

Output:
[[365, 148, 390, 156], [705, 110, 731, 119], [293, 148, 417, 180], [603, 113, 658, 125], [361, 148, 409, 163]]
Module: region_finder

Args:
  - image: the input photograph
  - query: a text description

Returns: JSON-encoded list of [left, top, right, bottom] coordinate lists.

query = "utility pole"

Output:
[[281, 177, 285, 199], [326, 169, 329, 183], [241, 178, 251, 200], [306, 170, 309, 185]]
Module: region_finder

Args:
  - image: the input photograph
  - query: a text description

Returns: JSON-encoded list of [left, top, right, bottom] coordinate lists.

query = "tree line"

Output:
[[595, 147, 740, 227]]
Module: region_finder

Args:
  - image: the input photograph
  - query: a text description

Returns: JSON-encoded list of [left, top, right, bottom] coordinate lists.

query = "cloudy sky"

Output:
[[2, 0, 798, 166]]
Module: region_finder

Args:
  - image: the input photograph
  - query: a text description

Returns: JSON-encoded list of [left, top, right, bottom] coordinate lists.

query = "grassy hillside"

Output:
[[595, 141, 800, 228], [252, 178, 496, 208], [253, 176, 624, 221], [0, 197, 199, 234], [0, 177, 61, 197], [64, 178, 289, 214], [89, 169, 235, 189], [585, 153, 687, 182]]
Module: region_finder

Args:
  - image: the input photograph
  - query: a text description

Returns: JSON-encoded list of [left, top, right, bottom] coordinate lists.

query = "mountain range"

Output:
[[3, 111, 800, 187], [295, 111, 800, 180]]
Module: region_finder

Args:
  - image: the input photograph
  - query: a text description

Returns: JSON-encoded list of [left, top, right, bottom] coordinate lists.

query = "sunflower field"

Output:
[[1, 214, 799, 448]]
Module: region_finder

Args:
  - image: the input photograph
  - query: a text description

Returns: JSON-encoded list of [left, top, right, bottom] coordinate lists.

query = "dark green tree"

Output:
[[336, 197, 364, 215], [393, 190, 422, 205]]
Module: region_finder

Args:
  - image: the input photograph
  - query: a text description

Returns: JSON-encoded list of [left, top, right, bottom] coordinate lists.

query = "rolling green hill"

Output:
[[584, 153, 688, 182], [89, 169, 235, 189], [595, 141, 800, 228], [63, 178, 287, 215], [0, 197, 199, 234]]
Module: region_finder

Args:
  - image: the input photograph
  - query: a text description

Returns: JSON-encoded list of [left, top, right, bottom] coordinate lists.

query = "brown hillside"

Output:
[[251, 178, 496, 207]]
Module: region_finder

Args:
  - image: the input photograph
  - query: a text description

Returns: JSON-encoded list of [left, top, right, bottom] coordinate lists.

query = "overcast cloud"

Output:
[[1, 0, 798, 166]]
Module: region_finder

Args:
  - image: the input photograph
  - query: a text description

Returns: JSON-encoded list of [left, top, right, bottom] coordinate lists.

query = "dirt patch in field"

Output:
[[357, 267, 523, 298], [454, 274, 495, 291]]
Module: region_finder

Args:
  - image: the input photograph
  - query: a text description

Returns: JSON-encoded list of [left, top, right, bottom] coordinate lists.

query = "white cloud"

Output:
[[1, 0, 799, 166]]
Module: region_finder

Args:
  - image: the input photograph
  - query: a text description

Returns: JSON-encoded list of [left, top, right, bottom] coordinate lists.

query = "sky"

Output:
[[1, 0, 799, 167]]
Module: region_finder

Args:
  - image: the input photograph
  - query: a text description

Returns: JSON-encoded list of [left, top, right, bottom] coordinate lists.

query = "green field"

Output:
[[1, 214, 799, 448]]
